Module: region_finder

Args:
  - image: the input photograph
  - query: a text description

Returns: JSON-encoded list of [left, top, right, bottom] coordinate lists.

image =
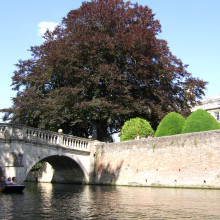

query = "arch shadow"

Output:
[[26, 155, 87, 184]]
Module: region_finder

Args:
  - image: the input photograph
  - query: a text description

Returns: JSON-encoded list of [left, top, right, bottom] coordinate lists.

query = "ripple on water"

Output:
[[1, 183, 220, 219]]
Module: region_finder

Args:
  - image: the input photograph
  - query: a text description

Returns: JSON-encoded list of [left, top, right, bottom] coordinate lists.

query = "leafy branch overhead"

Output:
[[1, 0, 207, 141]]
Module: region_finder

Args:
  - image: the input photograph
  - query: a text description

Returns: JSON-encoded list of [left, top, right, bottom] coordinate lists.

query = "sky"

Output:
[[1, 0, 220, 122]]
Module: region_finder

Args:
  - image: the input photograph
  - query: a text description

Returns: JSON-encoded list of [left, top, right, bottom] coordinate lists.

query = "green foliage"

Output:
[[120, 117, 154, 141], [155, 112, 185, 137], [182, 109, 220, 134], [31, 162, 43, 171]]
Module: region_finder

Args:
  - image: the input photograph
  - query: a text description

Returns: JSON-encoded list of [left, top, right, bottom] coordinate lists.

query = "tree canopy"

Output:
[[120, 117, 154, 141], [1, 0, 207, 141]]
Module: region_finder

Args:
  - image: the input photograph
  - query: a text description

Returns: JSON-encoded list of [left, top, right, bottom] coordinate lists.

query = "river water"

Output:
[[1, 183, 220, 219]]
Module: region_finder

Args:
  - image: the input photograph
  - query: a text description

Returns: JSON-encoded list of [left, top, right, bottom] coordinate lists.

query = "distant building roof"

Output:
[[191, 94, 220, 122], [192, 94, 220, 111]]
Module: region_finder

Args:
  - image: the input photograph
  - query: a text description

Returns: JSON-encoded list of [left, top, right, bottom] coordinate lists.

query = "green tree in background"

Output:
[[1, 0, 207, 141], [182, 109, 220, 134], [155, 112, 185, 137], [120, 117, 154, 141]]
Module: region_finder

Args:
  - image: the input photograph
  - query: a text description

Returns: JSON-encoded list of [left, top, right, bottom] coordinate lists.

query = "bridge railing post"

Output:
[[0, 123, 13, 139], [57, 134, 63, 146]]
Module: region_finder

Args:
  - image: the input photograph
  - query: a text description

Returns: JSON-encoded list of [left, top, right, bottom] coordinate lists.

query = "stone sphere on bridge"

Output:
[[58, 129, 63, 133]]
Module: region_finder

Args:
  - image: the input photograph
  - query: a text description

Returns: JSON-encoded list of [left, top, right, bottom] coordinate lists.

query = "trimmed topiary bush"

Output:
[[120, 117, 154, 141], [155, 112, 185, 137], [182, 109, 220, 134]]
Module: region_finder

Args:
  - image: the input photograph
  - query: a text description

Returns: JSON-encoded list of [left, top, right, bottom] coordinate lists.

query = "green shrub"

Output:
[[31, 162, 43, 171], [120, 117, 154, 141], [155, 112, 185, 137], [182, 109, 220, 134]]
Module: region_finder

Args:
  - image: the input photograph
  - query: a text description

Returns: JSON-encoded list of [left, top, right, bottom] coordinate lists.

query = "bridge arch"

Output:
[[25, 154, 88, 184]]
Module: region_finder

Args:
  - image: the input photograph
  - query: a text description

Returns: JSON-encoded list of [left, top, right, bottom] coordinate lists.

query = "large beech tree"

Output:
[[2, 0, 207, 141]]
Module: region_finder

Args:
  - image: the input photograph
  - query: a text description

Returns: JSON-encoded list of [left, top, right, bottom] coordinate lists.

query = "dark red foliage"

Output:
[[1, 0, 207, 141]]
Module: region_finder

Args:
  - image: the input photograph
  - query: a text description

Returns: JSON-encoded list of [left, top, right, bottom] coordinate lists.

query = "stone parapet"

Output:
[[0, 123, 91, 153]]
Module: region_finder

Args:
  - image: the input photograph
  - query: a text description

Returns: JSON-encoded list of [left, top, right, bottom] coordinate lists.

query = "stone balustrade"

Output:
[[0, 123, 91, 152]]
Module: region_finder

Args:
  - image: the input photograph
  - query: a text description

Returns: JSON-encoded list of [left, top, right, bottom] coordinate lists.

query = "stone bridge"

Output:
[[0, 123, 99, 184], [2, 123, 220, 189]]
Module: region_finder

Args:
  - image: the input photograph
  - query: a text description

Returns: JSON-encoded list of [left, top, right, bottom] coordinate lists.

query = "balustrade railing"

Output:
[[0, 123, 91, 152]]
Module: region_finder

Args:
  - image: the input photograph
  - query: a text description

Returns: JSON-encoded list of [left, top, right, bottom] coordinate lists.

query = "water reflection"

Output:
[[1, 183, 220, 219]]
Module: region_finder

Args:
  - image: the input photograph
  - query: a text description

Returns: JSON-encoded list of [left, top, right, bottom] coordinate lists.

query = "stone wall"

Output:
[[93, 130, 220, 188]]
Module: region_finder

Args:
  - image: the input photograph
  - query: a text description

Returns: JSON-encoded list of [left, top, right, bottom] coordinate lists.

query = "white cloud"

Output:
[[38, 21, 58, 37]]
